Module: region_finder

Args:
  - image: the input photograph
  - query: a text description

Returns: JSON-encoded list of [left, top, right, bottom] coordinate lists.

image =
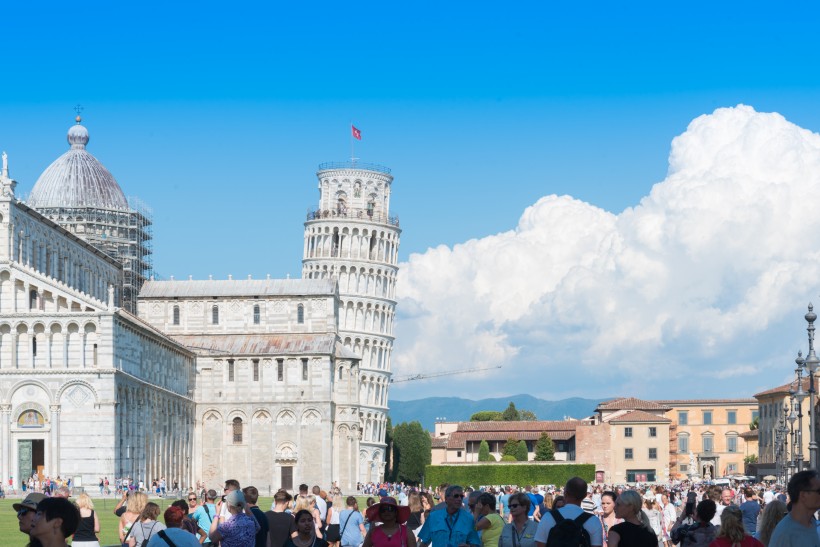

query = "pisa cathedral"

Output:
[[0, 118, 398, 491]]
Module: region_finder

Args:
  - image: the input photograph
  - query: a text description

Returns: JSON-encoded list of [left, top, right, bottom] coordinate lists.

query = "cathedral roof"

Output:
[[140, 278, 336, 298], [28, 118, 129, 210], [171, 333, 342, 356]]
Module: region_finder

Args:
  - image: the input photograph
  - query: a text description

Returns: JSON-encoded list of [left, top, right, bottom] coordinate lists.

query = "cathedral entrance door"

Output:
[[17, 439, 45, 483], [281, 466, 293, 491]]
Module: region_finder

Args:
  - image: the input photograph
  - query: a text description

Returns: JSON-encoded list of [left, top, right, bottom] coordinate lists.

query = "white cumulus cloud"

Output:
[[393, 105, 820, 400]]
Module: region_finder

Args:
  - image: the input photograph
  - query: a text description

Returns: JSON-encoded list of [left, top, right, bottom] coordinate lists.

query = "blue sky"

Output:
[[4, 2, 820, 400]]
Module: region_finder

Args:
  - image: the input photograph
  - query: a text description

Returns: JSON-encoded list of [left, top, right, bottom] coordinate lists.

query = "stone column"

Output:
[[49, 405, 61, 478], [1, 404, 11, 487]]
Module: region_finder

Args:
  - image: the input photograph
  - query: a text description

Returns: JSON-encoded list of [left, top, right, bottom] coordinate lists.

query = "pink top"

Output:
[[372, 525, 408, 547]]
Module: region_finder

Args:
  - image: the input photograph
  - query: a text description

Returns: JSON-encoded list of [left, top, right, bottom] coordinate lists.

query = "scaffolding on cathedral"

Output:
[[28, 197, 153, 312]]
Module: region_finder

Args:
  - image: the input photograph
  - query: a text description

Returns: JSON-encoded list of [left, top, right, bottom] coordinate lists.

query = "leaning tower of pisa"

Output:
[[302, 161, 400, 483]]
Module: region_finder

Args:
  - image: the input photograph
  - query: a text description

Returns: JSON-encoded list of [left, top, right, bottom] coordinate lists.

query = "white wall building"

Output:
[[0, 123, 399, 491]]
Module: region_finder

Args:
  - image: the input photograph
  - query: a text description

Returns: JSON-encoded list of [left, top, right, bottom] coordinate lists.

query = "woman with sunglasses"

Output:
[[363, 497, 417, 547], [499, 493, 538, 547]]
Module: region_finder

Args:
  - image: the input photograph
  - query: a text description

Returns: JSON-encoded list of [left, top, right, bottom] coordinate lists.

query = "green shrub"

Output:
[[471, 411, 504, 421], [425, 463, 595, 486], [478, 440, 491, 462], [501, 454, 517, 462]]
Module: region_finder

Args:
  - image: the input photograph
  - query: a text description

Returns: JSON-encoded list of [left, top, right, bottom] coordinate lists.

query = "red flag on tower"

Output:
[[351, 125, 362, 140]]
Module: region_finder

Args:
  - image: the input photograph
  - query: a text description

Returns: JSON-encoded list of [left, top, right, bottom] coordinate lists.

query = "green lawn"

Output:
[[0, 496, 278, 547]]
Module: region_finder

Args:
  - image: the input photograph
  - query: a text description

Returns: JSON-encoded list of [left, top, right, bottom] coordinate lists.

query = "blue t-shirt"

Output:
[[192, 503, 217, 543], [339, 509, 364, 546], [526, 494, 539, 517], [739, 500, 760, 534], [418, 508, 480, 547], [499, 494, 511, 516]]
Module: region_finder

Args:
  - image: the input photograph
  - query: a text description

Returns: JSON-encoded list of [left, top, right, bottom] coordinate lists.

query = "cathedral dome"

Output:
[[28, 118, 129, 210]]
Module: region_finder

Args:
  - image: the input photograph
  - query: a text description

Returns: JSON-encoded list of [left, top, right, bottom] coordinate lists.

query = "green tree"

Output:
[[471, 411, 504, 421], [515, 440, 529, 461], [391, 421, 432, 484], [744, 454, 758, 464], [478, 440, 491, 462], [502, 437, 520, 457], [502, 402, 521, 421], [534, 432, 556, 461], [520, 410, 538, 421], [500, 454, 517, 462], [749, 416, 759, 430]]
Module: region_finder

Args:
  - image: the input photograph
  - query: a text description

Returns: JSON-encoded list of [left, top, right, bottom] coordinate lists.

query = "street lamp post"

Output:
[[788, 396, 798, 478], [794, 353, 806, 472], [804, 304, 819, 469]]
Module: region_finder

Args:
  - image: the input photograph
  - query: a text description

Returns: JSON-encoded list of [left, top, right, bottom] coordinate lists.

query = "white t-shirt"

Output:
[[315, 495, 328, 521], [763, 490, 775, 504], [534, 504, 603, 546]]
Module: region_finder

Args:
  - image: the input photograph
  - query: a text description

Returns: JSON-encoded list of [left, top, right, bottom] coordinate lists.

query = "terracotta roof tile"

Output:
[[597, 397, 672, 411], [655, 399, 758, 405], [456, 421, 579, 432], [754, 378, 809, 398], [740, 430, 759, 439], [606, 410, 672, 424]]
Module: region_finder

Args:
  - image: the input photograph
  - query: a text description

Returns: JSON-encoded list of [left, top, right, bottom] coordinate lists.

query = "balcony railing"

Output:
[[318, 161, 391, 175], [306, 208, 399, 227]]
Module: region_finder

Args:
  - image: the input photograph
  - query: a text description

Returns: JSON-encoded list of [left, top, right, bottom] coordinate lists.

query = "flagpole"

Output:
[[350, 121, 354, 164]]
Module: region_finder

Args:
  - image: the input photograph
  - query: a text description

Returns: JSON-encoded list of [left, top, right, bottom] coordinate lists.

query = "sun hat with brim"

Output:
[[365, 496, 410, 524], [13, 492, 46, 512]]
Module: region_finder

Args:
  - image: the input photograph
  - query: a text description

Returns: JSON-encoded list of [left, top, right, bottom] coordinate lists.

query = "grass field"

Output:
[[0, 496, 278, 547]]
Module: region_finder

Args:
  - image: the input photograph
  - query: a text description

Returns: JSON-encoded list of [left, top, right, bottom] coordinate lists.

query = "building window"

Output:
[[727, 463, 738, 473], [680, 464, 689, 472], [727, 410, 737, 425], [649, 427, 657, 438], [212, 305, 219, 325], [678, 411, 688, 425], [253, 359, 259, 381], [625, 427, 633, 438], [678, 434, 689, 453], [649, 448, 657, 460], [703, 411, 712, 425], [29, 289, 37, 310], [302, 358, 308, 380], [752, 410, 759, 422], [339, 367, 344, 380], [173, 305, 180, 325], [228, 359, 235, 381], [727, 434, 738, 453], [457, 450, 462, 458], [297, 304, 305, 324], [627, 470, 656, 482], [703, 434, 714, 452], [625, 448, 633, 460], [277, 359, 284, 381], [253, 304, 260, 325], [32, 336, 37, 357], [232, 417, 242, 444]]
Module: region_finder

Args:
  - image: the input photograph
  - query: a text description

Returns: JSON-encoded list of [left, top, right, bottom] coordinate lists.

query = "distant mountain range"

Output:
[[389, 394, 606, 430]]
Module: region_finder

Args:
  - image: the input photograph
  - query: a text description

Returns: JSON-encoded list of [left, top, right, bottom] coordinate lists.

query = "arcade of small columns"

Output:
[[360, 409, 388, 444], [6, 215, 120, 305], [304, 225, 399, 266], [116, 384, 194, 485], [303, 264, 397, 301]]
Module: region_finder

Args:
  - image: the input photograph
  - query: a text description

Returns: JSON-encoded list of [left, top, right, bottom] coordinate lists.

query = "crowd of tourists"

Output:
[[11, 472, 820, 547]]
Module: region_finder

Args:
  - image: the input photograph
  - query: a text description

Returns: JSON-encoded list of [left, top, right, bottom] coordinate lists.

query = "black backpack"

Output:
[[545, 509, 593, 547]]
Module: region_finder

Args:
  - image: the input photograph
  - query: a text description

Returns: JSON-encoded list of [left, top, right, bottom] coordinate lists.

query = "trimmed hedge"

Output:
[[425, 463, 595, 486]]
